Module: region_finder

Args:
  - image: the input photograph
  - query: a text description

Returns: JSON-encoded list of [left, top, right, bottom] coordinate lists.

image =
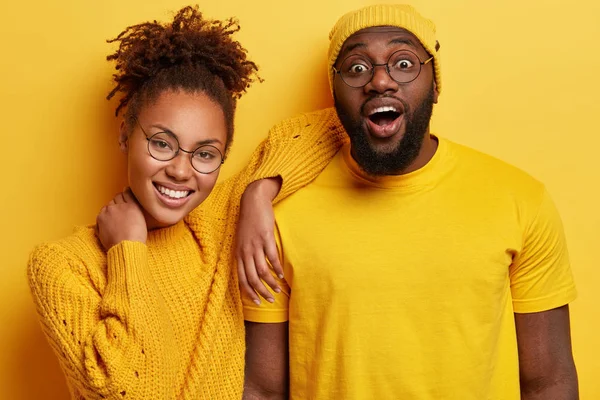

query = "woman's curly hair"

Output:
[[106, 5, 261, 151]]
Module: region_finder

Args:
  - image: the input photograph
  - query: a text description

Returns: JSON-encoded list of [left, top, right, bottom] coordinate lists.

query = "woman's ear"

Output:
[[118, 120, 129, 153]]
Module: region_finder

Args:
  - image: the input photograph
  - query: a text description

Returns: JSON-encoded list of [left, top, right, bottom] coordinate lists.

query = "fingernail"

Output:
[[267, 298, 275, 303], [253, 299, 261, 305], [274, 288, 281, 293], [278, 274, 284, 279]]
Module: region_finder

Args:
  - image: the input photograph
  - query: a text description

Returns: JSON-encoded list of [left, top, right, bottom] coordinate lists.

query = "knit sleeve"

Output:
[[240, 108, 348, 202], [27, 240, 178, 400], [186, 108, 347, 229]]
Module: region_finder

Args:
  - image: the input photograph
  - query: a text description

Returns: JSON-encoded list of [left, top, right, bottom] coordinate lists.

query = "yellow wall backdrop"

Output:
[[1, 0, 597, 398]]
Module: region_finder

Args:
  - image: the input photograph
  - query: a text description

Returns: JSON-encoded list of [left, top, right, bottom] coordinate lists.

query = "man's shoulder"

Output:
[[443, 138, 548, 209], [447, 139, 543, 188]]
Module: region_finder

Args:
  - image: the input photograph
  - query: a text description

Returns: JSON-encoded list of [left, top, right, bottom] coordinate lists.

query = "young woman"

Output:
[[27, 6, 342, 399]]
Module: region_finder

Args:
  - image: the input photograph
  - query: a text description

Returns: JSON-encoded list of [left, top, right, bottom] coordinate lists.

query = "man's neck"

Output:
[[397, 132, 438, 175]]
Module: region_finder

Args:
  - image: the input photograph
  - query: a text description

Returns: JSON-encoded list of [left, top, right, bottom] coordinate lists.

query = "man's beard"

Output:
[[335, 88, 435, 176]]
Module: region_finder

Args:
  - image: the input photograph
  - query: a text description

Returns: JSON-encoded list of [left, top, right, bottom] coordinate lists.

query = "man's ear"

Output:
[[118, 120, 129, 153], [433, 81, 439, 104]]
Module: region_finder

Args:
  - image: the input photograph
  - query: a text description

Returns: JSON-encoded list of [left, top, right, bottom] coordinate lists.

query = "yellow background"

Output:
[[1, 0, 597, 398]]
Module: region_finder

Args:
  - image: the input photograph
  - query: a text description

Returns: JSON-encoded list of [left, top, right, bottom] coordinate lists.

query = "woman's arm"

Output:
[[234, 108, 347, 302], [28, 242, 179, 399], [186, 108, 346, 302], [236, 178, 284, 303], [28, 192, 179, 399]]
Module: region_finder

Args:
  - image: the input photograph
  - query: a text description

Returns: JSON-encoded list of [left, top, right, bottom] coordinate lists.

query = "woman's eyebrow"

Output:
[[150, 124, 223, 146], [150, 123, 174, 133], [195, 138, 223, 146]]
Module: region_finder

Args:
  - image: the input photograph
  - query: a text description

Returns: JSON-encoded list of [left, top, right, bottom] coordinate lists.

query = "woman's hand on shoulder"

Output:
[[96, 188, 147, 250], [236, 178, 283, 305]]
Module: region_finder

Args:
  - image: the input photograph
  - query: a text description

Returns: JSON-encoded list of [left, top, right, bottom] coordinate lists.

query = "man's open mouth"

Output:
[[368, 106, 402, 126]]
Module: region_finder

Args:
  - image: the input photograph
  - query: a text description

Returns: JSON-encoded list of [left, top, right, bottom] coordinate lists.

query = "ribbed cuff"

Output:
[[105, 241, 150, 301]]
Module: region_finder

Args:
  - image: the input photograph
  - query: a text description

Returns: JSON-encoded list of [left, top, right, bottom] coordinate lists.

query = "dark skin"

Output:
[[333, 26, 439, 175], [516, 305, 578, 399], [244, 27, 578, 398], [243, 322, 288, 400]]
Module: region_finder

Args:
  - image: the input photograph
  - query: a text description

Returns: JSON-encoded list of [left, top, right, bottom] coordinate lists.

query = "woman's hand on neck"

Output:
[[96, 188, 148, 250]]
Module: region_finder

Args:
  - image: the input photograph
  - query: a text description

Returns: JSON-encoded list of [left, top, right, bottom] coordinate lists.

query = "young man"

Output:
[[241, 4, 578, 399]]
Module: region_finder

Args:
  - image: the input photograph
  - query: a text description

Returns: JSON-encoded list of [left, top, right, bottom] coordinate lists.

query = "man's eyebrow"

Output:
[[339, 42, 366, 59], [389, 38, 417, 48], [338, 37, 418, 62], [150, 124, 223, 146]]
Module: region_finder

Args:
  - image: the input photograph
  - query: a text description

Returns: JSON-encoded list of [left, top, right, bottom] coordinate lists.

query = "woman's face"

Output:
[[120, 89, 228, 229]]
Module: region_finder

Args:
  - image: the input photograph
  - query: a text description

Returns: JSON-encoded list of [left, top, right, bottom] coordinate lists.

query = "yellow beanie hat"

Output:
[[328, 4, 441, 94]]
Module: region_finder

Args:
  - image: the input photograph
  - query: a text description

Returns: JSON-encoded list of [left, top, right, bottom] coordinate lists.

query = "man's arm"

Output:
[[243, 322, 289, 400], [515, 305, 578, 399]]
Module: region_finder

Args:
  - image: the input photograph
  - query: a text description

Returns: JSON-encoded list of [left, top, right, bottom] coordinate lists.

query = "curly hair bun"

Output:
[[106, 5, 260, 117]]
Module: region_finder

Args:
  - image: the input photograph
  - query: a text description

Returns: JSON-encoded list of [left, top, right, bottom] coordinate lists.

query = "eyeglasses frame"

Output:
[[332, 49, 434, 88], [133, 116, 225, 175]]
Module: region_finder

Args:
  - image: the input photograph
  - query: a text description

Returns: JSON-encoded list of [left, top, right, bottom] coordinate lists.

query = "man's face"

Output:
[[333, 27, 439, 175]]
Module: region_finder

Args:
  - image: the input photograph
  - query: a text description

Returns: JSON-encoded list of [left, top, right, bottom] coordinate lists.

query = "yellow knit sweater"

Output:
[[28, 108, 346, 400]]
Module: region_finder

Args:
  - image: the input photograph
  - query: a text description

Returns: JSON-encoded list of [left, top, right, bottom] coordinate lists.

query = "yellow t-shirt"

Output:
[[244, 136, 577, 400]]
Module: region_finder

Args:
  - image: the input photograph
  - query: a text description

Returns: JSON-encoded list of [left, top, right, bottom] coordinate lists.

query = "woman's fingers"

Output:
[[237, 256, 262, 305], [264, 233, 284, 280], [243, 251, 275, 304]]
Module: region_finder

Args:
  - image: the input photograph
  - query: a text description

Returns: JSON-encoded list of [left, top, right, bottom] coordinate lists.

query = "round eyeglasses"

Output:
[[333, 49, 434, 88], [134, 117, 224, 174]]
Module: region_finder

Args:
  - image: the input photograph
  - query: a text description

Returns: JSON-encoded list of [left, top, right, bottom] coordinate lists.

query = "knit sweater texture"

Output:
[[28, 108, 346, 400]]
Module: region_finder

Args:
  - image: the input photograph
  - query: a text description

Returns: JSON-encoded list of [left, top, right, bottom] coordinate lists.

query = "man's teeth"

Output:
[[156, 185, 189, 199], [369, 106, 398, 115]]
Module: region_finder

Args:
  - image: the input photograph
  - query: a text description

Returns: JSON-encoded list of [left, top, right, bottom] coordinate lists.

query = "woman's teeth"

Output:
[[156, 184, 190, 199]]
